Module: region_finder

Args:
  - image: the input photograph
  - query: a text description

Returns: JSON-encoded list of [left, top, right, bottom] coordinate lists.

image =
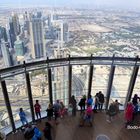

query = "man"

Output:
[[98, 91, 104, 111], [34, 100, 41, 120]]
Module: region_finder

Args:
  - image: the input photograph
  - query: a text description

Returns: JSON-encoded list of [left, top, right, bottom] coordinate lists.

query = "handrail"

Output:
[[0, 56, 140, 79]]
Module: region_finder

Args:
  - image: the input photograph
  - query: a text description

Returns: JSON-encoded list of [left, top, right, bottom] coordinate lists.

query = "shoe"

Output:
[[106, 120, 111, 123]]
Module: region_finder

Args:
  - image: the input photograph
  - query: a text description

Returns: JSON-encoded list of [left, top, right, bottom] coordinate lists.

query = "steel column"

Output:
[[125, 66, 139, 106], [105, 65, 116, 110], [68, 65, 72, 104], [1, 80, 16, 132], [25, 72, 35, 122], [48, 68, 53, 104], [87, 65, 94, 98]]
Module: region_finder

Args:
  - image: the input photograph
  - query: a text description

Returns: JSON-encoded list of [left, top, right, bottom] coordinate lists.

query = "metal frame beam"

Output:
[[125, 66, 139, 106], [105, 65, 116, 110], [1, 80, 16, 132], [68, 64, 72, 104], [25, 72, 35, 122], [48, 68, 53, 104], [87, 65, 94, 98]]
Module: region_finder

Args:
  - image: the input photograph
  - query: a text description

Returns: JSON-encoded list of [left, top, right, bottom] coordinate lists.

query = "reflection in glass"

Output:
[[52, 66, 68, 106], [72, 65, 89, 102], [91, 65, 110, 97], [30, 69, 49, 117], [110, 66, 133, 109], [0, 85, 11, 130]]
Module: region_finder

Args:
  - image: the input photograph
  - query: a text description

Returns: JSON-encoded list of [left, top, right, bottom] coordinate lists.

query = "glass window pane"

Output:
[[52, 66, 68, 106], [132, 68, 140, 98], [30, 69, 49, 118], [72, 65, 89, 102], [110, 66, 133, 109], [5, 74, 31, 128], [91, 65, 110, 97], [0, 85, 11, 131]]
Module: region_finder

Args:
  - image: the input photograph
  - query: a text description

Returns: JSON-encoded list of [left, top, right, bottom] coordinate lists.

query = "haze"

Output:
[[0, 0, 140, 9]]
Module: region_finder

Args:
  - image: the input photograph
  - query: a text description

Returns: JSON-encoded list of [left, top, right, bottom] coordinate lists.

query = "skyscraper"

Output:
[[24, 11, 30, 35], [0, 40, 13, 67], [14, 38, 25, 56], [58, 22, 69, 48], [0, 26, 8, 42], [0, 26, 8, 57], [9, 13, 20, 48], [11, 13, 20, 36], [30, 13, 45, 59]]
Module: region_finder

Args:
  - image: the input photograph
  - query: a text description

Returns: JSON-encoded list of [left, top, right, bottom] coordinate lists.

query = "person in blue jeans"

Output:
[[19, 108, 28, 126], [32, 127, 42, 140]]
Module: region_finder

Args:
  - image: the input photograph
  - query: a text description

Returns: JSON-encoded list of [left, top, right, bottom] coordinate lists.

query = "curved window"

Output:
[[52, 66, 68, 106], [91, 65, 110, 97], [30, 69, 49, 118], [5, 74, 31, 128], [0, 85, 11, 132], [110, 66, 133, 109], [72, 65, 89, 102]]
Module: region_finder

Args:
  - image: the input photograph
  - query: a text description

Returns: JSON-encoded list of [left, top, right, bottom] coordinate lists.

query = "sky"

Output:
[[0, 0, 140, 9]]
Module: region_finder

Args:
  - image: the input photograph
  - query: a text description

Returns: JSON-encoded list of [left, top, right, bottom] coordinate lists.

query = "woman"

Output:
[[125, 102, 134, 128]]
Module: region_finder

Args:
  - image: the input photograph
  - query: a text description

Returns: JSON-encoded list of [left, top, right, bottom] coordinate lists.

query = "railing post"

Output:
[[1, 80, 16, 132], [25, 72, 35, 122], [48, 68, 53, 104], [125, 56, 139, 107], [105, 55, 115, 110]]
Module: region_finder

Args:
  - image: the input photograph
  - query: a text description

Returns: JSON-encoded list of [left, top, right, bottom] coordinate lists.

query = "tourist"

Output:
[[79, 103, 93, 127], [93, 93, 99, 113], [106, 102, 117, 123], [24, 124, 35, 140], [53, 100, 61, 123], [87, 94, 93, 109], [34, 100, 41, 120], [125, 102, 134, 128], [78, 95, 86, 114], [43, 121, 52, 140], [46, 104, 53, 121], [98, 91, 105, 111], [59, 101, 66, 118], [19, 108, 28, 126], [32, 126, 42, 140], [70, 95, 77, 116]]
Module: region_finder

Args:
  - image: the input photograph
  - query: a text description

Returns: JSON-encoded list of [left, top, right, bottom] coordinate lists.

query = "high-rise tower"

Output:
[[30, 13, 45, 59]]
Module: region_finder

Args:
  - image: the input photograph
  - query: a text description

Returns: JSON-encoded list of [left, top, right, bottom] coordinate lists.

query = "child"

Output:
[[59, 102, 65, 118], [68, 104, 73, 116], [19, 108, 28, 126]]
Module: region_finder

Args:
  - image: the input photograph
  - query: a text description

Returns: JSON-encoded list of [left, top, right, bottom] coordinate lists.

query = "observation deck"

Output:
[[0, 55, 140, 139]]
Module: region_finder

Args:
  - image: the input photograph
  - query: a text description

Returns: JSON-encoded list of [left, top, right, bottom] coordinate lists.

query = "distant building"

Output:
[[8, 13, 20, 48], [58, 22, 69, 48], [30, 13, 45, 59], [11, 13, 20, 36], [14, 38, 25, 56], [24, 11, 30, 35], [0, 26, 8, 42], [0, 40, 13, 67], [0, 26, 8, 57]]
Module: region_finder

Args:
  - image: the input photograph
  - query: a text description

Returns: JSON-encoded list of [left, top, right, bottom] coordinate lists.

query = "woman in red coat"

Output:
[[125, 102, 134, 128]]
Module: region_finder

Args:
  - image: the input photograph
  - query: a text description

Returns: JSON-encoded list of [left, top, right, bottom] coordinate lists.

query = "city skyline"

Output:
[[0, 0, 140, 10]]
